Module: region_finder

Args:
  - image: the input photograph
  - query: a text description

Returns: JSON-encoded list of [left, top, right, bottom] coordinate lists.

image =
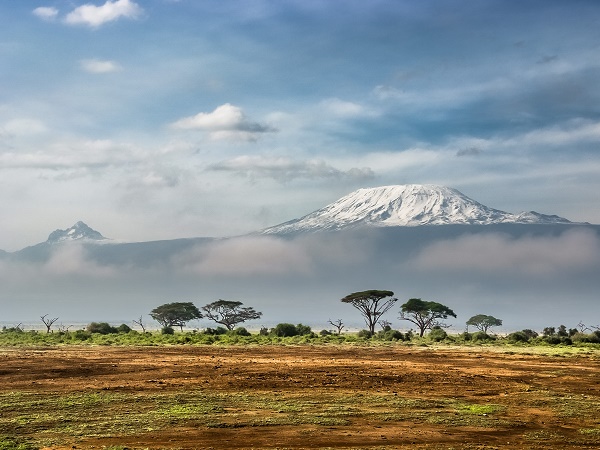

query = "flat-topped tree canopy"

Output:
[[341, 290, 397, 336], [202, 299, 263, 330], [399, 298, 457, 337], [466, 314, 503, 334], [150, 302, 202, 331]]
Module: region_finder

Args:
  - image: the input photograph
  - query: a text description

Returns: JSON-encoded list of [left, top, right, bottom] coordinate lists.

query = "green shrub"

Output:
[[472, 332, 495, 342], [544, 335, 561, 345], [357, 329, 372, 338], [561, 336, 573, 345], [377, 329, 404, 341], [229, 327, 251, 336], [161, 326, 175, 335], [271, 323, 299, 337], [203, 327, 227, 335], [521, 329, 539, 339], [86, 322, 118, 334], [572, 332, 600, 344], [319, 329, 332, 336], [1, 327, 24, 334], [295, 323, 313, 336], [428, 327, 447, 342], [507, 331, 530, 343], [116, 324, 132, 333], [72, 329, 92, 341]]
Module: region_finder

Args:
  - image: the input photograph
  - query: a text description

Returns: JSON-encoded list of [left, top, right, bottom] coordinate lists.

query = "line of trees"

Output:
[[27, 289, 595, 343], [149, 300, 263, 333], [340, 289, 503, 338]]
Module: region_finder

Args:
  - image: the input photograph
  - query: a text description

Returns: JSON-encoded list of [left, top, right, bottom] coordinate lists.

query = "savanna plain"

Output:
[[1, 342, 600, 450]]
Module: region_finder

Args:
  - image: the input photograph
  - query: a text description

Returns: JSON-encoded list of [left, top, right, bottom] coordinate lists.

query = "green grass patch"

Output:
[[0, 436, 36, 450]]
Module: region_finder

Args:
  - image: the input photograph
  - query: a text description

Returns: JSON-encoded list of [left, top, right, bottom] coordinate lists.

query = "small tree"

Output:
[[466, 314, 502, 334], [399, 298, 457, 337], [328, 319, 345, 335], [40, 314, 59, 333], [150, 302, 202, 331], [340, 290, 397, 336], [201, 300, 262, 330], [132, 315, 147, 333]]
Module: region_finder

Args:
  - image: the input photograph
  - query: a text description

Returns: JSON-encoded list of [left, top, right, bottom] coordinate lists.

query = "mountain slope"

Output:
[[11, 221, 108, 262], [262, 184, 575, 234]]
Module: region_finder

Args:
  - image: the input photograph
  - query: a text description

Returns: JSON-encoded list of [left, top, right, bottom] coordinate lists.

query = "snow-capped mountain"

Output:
[[46, 221, 107, 244], [262, 184, 575, 234]]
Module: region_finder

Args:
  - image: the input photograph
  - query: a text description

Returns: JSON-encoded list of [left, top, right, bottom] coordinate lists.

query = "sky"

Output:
[[1, 1, 600, 331], [0, 0, 599, 251]]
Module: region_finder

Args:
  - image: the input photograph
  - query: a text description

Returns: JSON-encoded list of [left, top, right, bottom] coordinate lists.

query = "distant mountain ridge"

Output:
[[0, 184, 586, 256], [261, 184, 577, 234]]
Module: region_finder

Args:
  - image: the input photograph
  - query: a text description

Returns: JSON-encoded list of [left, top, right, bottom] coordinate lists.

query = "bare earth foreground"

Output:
[[1, 345, 599, 449]]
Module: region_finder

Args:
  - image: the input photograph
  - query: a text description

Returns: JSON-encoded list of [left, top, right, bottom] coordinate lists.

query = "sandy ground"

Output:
[[1, 345, 599, 449]]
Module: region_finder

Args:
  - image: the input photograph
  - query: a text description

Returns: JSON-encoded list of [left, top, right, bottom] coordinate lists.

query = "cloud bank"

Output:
[[2, 226, 598, 330]]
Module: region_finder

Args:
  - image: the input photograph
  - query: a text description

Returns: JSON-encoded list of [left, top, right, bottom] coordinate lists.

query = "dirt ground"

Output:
[[1, 345, 599, 449]]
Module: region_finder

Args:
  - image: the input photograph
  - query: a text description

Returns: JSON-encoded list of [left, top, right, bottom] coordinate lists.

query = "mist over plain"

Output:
[[2, 224, 598, 332]]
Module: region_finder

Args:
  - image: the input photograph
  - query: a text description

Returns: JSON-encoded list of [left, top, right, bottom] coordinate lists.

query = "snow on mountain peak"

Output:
[[262, 184, 574, 234], [46, 221, 107, 244]]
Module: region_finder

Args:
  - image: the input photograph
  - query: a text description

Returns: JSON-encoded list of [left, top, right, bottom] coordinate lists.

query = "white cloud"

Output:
[[170, 103, 275, 141], [209, 155, 374, 182], [64, 0, 143, 28], [32, 6, 59, 21], [80, 59, 122, 74]]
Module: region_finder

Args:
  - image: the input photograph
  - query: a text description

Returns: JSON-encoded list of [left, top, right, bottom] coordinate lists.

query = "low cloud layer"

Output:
[[413, 228, 600, 276], [2, 226, 598, 330]]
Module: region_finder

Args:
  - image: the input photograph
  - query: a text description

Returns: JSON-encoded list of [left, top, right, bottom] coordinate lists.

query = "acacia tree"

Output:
[[40, 314, 59, 333], [466, 314, 502, 334], [340, 290, 397, 336], [150, 302, 202, 331], [201, 300, 262, 330], [399, 298, 456, 337]]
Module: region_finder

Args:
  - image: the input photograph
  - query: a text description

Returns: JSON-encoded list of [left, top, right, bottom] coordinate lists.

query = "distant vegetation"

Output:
[[1, 322, 599, 348], [1, 293, 597, 348]]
